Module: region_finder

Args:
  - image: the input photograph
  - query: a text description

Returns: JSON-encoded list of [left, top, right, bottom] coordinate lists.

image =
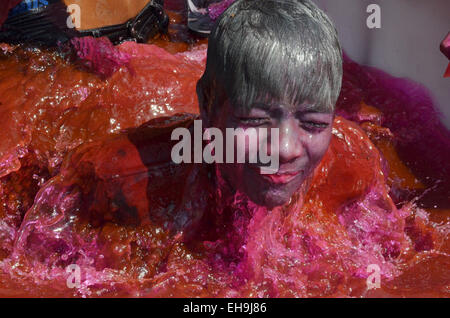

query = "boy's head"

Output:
[[197, 0, 343, 208], [197, 0, 342, 117]]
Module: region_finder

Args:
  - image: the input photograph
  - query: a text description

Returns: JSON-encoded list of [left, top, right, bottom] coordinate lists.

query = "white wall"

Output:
[[313, 0, 450, 128]]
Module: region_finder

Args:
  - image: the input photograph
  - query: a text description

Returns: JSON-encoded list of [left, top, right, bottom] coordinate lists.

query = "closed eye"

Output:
[[301, 121, 330, 131], [238, 117, 271, 126]]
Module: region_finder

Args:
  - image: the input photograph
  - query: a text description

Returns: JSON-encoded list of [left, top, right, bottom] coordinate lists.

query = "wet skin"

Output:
[[202, 99, 334, 209], [63, 0, 150, 30]]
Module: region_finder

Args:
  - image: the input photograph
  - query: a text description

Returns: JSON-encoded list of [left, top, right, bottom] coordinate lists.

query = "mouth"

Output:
[[249, 166, 303, 184], [262, 171, 303, 184]]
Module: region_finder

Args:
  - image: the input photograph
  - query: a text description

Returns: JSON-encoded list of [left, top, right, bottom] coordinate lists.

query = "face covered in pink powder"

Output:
[[205, 98, 334, 209], [196, 1, 342, 209]]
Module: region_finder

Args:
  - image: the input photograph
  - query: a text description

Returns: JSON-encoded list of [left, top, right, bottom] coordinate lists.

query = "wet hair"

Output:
[[197, 0, 343, 115]]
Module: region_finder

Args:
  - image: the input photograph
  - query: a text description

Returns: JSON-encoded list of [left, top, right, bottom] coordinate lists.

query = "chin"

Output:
[[248, 188, 293, 210]]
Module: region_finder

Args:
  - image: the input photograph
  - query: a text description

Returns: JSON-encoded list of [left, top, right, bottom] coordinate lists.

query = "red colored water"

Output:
[[0, 2, 448, 298]]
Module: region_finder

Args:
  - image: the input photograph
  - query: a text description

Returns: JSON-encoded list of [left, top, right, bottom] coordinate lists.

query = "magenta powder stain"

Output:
[[70, 37, 131, 79], [208, 0, 236, 21]]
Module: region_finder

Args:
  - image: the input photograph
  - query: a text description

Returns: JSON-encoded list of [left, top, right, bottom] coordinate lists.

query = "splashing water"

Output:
[[0, 33, 448, 298]]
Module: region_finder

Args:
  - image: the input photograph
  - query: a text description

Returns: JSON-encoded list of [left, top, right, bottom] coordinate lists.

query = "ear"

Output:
[[196, 80, 211, 127]]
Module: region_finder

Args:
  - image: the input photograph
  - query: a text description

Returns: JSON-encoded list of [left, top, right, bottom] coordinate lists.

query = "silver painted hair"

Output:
[[197, 0, 343, 114]]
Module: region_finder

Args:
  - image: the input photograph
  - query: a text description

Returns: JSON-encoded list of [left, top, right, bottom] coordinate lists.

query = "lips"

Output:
[[262, 170, 303, 184], [248, 165, 303, 184]]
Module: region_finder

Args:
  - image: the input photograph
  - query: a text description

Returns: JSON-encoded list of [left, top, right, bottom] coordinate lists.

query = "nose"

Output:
[[277, 118, 303, 163]]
